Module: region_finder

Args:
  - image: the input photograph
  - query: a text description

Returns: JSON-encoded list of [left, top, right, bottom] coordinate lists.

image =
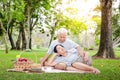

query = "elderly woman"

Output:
[[45, 44, 100, 74]]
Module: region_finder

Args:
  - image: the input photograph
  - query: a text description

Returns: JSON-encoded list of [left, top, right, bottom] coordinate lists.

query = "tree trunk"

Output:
[[8, 26, 16, 50], [16, 27, 22, 50], [21, 23, 26, 50], [3, 33, 8, 53], [29, 15, 39, 49], [29, 25, 32, 49], [26, 2, 31, 51], [94, 0, 115, 58], [0, 20, 8, 53], [49, 27, 55, 47], [48, 20, 58, 47]]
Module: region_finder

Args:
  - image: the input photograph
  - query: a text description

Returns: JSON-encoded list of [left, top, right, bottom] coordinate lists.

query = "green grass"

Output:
[[0, 49, 120, 80]]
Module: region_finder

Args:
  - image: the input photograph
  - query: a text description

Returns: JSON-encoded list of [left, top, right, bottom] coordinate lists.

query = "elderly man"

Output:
[[40, 28, 92, 70]]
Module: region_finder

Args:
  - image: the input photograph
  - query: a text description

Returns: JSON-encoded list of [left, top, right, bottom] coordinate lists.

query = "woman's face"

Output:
[[56, 45, 65, 55]]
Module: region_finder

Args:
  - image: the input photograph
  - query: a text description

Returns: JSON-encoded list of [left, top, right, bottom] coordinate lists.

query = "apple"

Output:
[[18, 58, 23, 62], [23, 58, 28, 62]]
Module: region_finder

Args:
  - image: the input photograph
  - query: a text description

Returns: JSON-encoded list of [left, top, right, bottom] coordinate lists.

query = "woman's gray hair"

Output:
[[57, 28, 68, 35]]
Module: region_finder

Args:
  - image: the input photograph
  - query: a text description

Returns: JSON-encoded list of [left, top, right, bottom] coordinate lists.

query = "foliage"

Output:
[[35, 0, 61, 33], [0, 0, 58, 49], [91, 16, 101, 46], [112, 7, 120, 39], [95, 37, 100, 46], [57, 15, 87, 35], [112, 2, 120, 47], [0, 0, 25, 23], [93, 5, 101, 12], [38, 0, 87, 38], [0, 49, 120, 80], [91, 16, 101, 36], [0, 0, 119, 50]]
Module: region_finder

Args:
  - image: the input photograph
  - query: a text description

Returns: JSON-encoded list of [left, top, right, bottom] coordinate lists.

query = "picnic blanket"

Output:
[[41, 66, 84, 73], [7, 66, 84, 74]]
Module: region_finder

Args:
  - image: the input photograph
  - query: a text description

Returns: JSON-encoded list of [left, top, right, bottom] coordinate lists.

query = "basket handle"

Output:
[[16, 50, 38, 63]]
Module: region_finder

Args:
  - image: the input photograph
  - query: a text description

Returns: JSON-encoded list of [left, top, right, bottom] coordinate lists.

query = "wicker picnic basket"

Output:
[[14, 59, 33, 71], [13, 51, 40, 71]]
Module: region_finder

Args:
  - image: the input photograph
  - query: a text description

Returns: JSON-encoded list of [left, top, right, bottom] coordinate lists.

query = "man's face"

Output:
[[58, 33, 67, 43]]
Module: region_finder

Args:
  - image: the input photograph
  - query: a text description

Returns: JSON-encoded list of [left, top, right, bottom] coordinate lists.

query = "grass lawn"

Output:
[[0, 49, 120, 80]]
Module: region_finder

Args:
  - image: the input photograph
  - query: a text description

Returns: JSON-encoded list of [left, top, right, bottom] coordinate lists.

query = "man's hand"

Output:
[[40, 59, 44, 67], [40, 62, 44, 67], [40, 54, 50, 66], [83, 52, 89, 64], [76, 46, 85, 57]]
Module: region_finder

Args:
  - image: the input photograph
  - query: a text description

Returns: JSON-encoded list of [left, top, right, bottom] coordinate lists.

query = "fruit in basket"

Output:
[[18, 58, 28, 62], [18, 58, 23, 62], [23, 58, 28, 62]]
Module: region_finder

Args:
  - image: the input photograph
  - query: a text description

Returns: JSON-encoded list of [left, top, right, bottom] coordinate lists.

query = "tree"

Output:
[[0, 0, 56, 50], [0, 19, 8, 53], [0, 0, 14, 50], [94, 0, 115, 58], [0, 0, 26, 50], [24, 0, 56, 50]]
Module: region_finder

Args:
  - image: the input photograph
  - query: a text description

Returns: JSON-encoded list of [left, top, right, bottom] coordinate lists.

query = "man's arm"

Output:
[[47, 53, 58, 66], [76, 46, 89, 62], [40, 53, 50, 66], [76, 46, 84, 57], [40, 40, 55, 66]]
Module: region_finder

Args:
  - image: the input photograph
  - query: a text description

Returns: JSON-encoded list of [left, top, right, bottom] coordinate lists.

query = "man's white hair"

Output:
[[57, 28, 68, 35]]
